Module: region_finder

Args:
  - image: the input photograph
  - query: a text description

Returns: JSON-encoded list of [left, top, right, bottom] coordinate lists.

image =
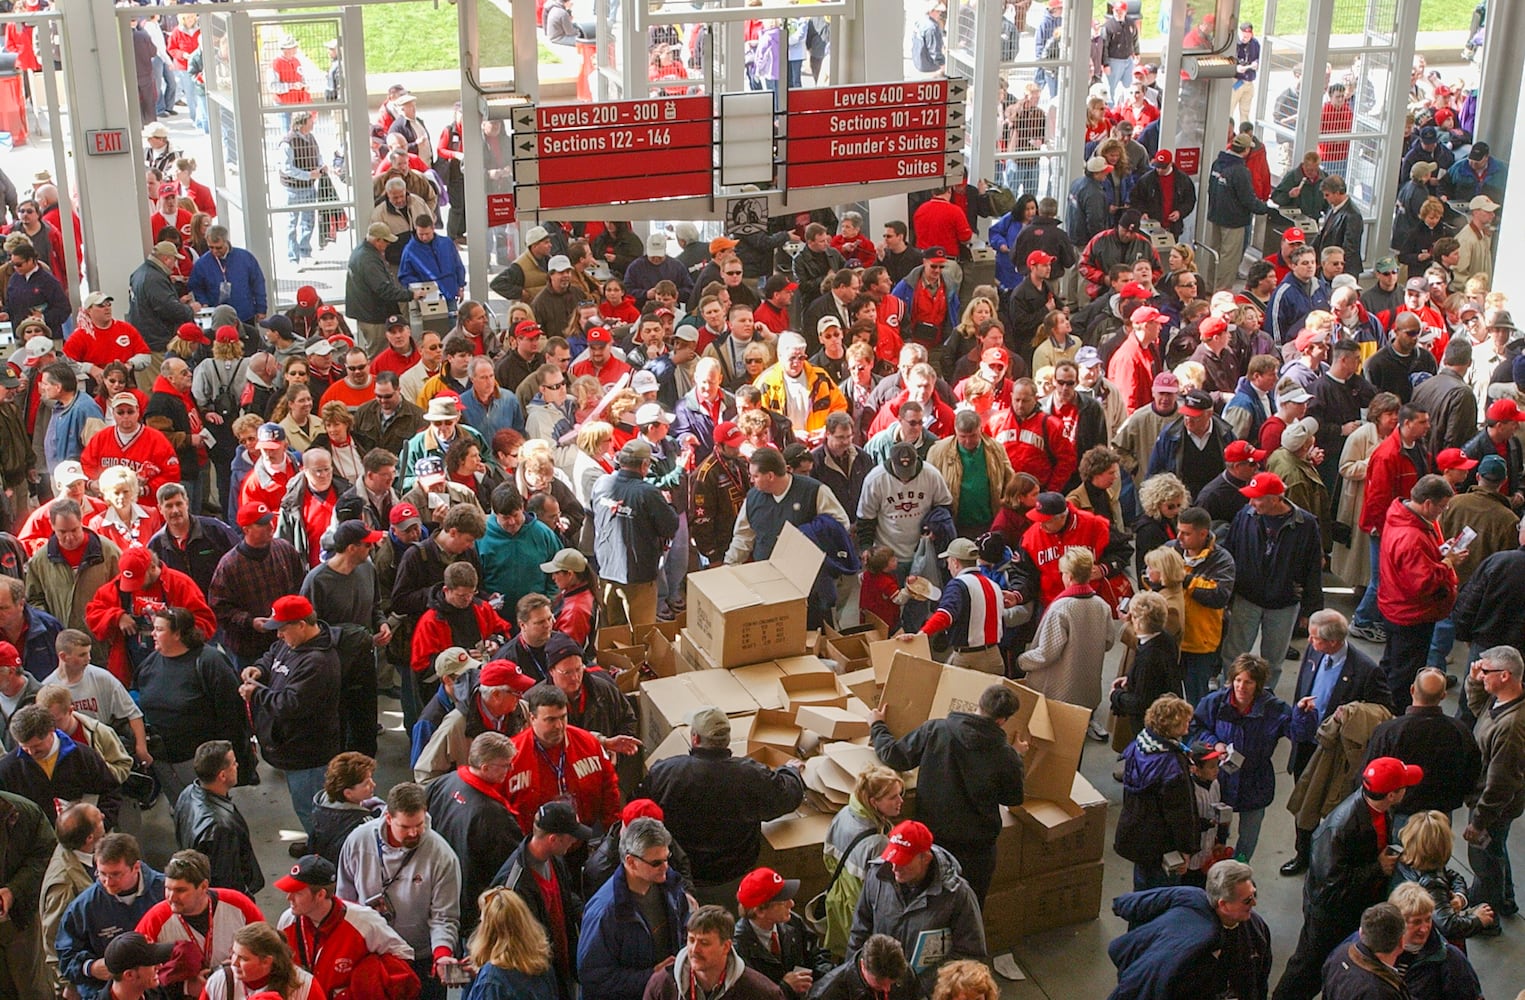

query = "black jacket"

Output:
[[1320, 941, 1408, 1000], [1006, 276, 1058, 354], [246, 626, 341, 771], [1306, 789, 1393, 932], [810, 444, 872, 525], [1453, 547, 1525, 650], [147, 516, 242, 597], [127, 257, 194, 352], [493, 838, 584, 1000], [1461, 428, 1525, 498], [0, 790, 53, 931], [1363, 707, 1481, 815], [591, 469, 679, 586], [134, 644, 255, 768], [0, 730, 121, 827], [870, 712, 1025, 846], [1315, 200, 1366, 276], [310, 794, 381, 866], [1112, 633, 1183, 735], [635, 747, 805, 885], [427, 769, 524, 933], [581, 819, 695, 901], [1290, 643, 1390, 729], [390, 534, 485, 621], [804, 954, 921, 1000], [173, 782, 263, 896], [1130, 168, 1198, 237], [1009, 216, 1076, 279], [732, 913, 833, 1000]]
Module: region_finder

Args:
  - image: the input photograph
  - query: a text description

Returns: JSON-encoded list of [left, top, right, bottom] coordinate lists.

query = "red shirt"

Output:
[[1319, 101, 1353, 163], [371, 347, 419, 379], [754, 301, 790, 335], [911, 198, 973, 255], [65, 321, 151, 370]]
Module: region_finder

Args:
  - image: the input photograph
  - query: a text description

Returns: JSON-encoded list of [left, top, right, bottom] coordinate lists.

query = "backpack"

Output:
[[986, 185, 1017, 217]]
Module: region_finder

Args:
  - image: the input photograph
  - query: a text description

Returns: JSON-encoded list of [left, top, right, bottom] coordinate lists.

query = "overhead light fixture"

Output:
[[1183, 55, 1237, 80]]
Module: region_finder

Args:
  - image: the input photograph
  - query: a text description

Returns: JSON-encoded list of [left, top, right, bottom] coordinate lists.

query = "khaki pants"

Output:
[[135, 351, 165, 393], [1208, 223, 1247, 291], [601, 579, 659, 627], [356, 320, 389, 358], [1230, 80, 1255, 126], [948, 646, 1005, 675]]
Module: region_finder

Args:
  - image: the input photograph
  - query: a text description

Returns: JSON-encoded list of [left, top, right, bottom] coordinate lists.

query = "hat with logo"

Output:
[[685, 706, 731, 742], [1198, 316, 1229, 338], [540, 548, 589, 575], [1487, 398, 1524, 423], [1238, 472, 1286, 498], [881, 820, 934, 863], [586, 326, 612, 345], [1231, 133, 1254, 151], [525, 225, 551, 246], [1362, 756, 1423, 796], [1280, 416, 1319, 452], [1282, 226, 1307, 244], [646, 232, 669, 257], [1178, 388, 1213, 416], [981, 347, 1010, 369], [939, 537, 981, 562], [82, 291, 113, 310], [1189, 742, 1224, 765], [737, 868, 800, 910], [1151, 371, 1180, 394], [0, 642, 21, 669], [1406, 276, 1430, 292], [429, 647, 482, 683], [1026, 491, 1069, 522], [110, 392, 140, 411], [1223, 440, 1267, 464], [366, 222, 398, 243], [635, 402, 674, 427], [304, 338, 334, 357], [1374, 256, 1399, 274], [1469, 142, 1491, 161], [1154, 150, 1173, 166], [1436, 447, 1479, 472], [1119, 281, 1152, 300], [257, 422, 287, 445], [535, 801, 595, 840], [104, 932, 175, 977], [53, 460, 87, 487], [764, 274, 799, 296], [262, 595, 315, 629], [332, 519, 384, 550], [1026, 249, 1056, 267], [210, 325, 240, 345], [295, 285, 319, 309], [117, 547, 154, 593], [512, 320, 544, 341], [922, 246, 950, 264], [0, 363, 20, 390], [547, 254, 572, 273], [413, 455, 447, 487], [1074, 346, 1102, 368], [888, 442, 920, 476], [1478, 454, 1508, 481], [389, 502, 422, 531], [817, 315, 843, 335], [976, 532, 1009, 565], [480, 660, 537, 694], [274, 854, 338, 893], [1133, 306, 1166, 325], [631, 370, 660, 394], [1418, 125, 1439, 144], [714, 421, 745, 449]]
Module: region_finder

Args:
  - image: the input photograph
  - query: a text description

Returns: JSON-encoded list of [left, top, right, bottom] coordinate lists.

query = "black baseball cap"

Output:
[[104, 932, 175, 976], [259, 314, 294, 338], [275, 854, 338, 892], [542, 632, 585, 667], [536, 801, 595, 840]]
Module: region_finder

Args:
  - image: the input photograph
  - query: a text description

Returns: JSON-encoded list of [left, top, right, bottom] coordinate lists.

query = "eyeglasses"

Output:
[[629, 853, 670, 869], [543, 381, 566, 389], [1478, 666, 1511, 675], [346, 364, 368, 373], [724, 270, 743, 277], [1054, 379, 1077, 387]]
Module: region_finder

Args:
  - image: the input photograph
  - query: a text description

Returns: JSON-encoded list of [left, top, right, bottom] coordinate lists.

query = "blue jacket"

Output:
[[891, 266, 962, 341], [44, 393, 104, 468], [399, 234, 467, 305], [576, 868, 691, 1000], [1223, 501, 1324, 616], [987, 211, 1026, 290], [1223, 376, 1273, 441], [5, 265, 72, 333], [18, 605, 62, 682], [1445, 156, 1506, 201], [461, 386, 525, 440], [187, 247, 267, 322], [475, 511, 560, 607], [1334, 925, 1477, 1000], [1115, 729, 1198, 864], [1189, 689, 1305, 811], [57, 865, 166, 999], [1108, 886, 1272, 1000], [464, 963, 561, 1000], [1205, 149, 1269, 228], [590, 469, 679, 585], [1268, 273, 1327, 345]]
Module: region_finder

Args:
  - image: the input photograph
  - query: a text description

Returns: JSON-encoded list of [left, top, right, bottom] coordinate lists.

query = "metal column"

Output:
[[964, 0, 1002, 206]]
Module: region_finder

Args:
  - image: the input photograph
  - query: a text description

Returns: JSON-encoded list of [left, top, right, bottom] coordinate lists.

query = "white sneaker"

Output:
[[1087, 721, 1110, 742]]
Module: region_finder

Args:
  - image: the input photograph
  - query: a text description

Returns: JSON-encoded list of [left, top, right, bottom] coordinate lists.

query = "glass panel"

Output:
[[204, 13, 235, 100], [1257, 44, 1306, 178], [1330, 0, 1397, 44], [251, 19, 338, 110], [1345, 137, 1381, 215], [995, 68, 1064, 200]]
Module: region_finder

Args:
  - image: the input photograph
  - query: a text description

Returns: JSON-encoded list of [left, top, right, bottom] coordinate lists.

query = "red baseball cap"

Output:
[[1154, 150, 1173, 166], [513, 320, 544, 339], [389, 502, 422, 528], [479, 660, 536, 694], [1238, 472, 1286, 498], [215, 325, 241, 343], [0, 642, 20, 669], [262, 595, 315, 630], [117, 547, 154, 592], [1132, 306, 1166, 325], [737, 868, 800, 910], [238, 502, 276, 529], [296, 285, 319, 309], [1436, 448, 1479, 472], [177, 322, 209, 345], [586, 326, 612, 345], [316, 304, 340, 319], [1223, 440, 1267, 464], [882, 821, 934, 864], [981, 347, 1010, 369], [621, 798, 664, 825], [714, 421, 745, 449], [1487, 398, 1524, 423], [1119, 281, 1152, 300], [1282, 226, 1307, 244], [1362, 756, 1423, 796], [1026, 250, 1055, 268], [1198, 315, 1229, 338]]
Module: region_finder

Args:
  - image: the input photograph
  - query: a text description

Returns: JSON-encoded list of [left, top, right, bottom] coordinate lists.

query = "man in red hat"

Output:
[[732, 867, 830, 1000], [1461, 396, 1525, 503], [846, 820, 985, 991], [414, 652, 534, 783], [275, 853, 418, 998], [570, 327, 632, 389], [1272, 756, 1421, 1000], [1376, 475, 1463, 714], [83, 546, 215, 687], [238, 594, 342, 843], [1220, 471, 1325, 693], [1131, 150, 1197, 238], [207, 501, 306, 670], [1196, 438, 1265, 525], [1108, 304, 1165, 413], [891, 247, 959, 353]]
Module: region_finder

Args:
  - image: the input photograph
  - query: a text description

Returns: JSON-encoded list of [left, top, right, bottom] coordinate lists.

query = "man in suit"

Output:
[[1282, 609, 1390, 876], [1314, 175, 1364, 276]]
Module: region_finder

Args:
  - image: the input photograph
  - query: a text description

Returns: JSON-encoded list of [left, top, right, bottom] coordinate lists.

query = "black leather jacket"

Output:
[[173, 782, 264, 897]]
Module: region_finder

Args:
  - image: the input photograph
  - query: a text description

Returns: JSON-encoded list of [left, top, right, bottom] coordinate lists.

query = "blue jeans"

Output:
[[787, 59, 803, 88], [1468, 815, 1516, 915], [1106, 57, 1135, 102], [1427, 615, 1455, 670], [1236, 806, 1266, 861], [287, 185, 317, 262], [1182, 650, 1220, 707], [285, 765, 326, 837], [1353, 536, 1388, 628]]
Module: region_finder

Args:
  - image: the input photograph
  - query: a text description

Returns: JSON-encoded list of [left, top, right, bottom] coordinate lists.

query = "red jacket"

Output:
[[1377, 499, 1456, 625], [1107, 333, 1158, 414], [867, 392, 957, 440], [80, 425, 181, 500], [986, 407, 1076, 492], [410, 599, 514, 675], [279, 899, 418, 1000], [506, 725, 621, 835], [85, 565, 217, 685], [1359, 431, 1426, 535], [137, 888, 264, 968], [1021, 505, 1113, 605], [912, 197, 973, 254]]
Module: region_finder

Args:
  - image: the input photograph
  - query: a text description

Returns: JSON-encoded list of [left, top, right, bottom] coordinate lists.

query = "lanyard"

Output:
[[176, 896, 215, 969], [534, 739, 569, 795], [374, 830, 420, 892]]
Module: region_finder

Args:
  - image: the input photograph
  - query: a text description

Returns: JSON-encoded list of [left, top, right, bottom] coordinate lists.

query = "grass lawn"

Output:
[[361, 2, 554, 74], [1133, 0, 1477, 38]]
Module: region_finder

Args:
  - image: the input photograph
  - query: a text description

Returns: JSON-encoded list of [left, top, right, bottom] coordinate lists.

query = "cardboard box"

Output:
[[1006, 773, 1107, 883], [870, 634, 929, 684], [779, 672, 848, 713], [824, 633, 873, 674], [796, 704, 871, 741], [982, 861, 1104, 949], [839, 667, 880, 706], [757, 807, 835, 901], [802, 756, 851, 809], [746, 744, 796, 768], [748, 708, 802, 754], [686, 522, 825, 668], [640, 671, 758, 744]]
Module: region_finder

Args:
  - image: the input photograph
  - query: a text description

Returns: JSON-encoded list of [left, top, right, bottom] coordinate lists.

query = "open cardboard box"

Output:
[[779, 672, 848, 713], [880, 652, 1091, 840], [824, 633, 873, 674], [686, 522, 825, 668], [871, 634, 929, 684], [748, 708, 802, 754], [797, 704, 870, 741], [640, 670, 759, 743]]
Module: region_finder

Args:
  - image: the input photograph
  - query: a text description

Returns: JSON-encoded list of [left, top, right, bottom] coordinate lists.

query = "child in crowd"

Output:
[[859, 546, 902, 633], [1184, 742, 1233, 888]]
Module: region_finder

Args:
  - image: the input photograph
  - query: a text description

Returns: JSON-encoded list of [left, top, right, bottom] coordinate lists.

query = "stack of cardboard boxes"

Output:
[[593, 524, 1108, 948]]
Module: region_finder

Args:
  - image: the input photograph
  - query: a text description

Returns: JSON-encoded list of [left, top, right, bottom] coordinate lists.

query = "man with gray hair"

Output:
[[186, 225, 267, 324], [1462, 644, 1525, 924], [636, 707, 804, 906], [426, 730, 522, 933], [1410, 336, 1477, 454], [590, 440, 679, 626], [578, 816, 691, 1000], [1108, 860, 1271, 999], [1319, 902, 1405, 997], [753, 331, 846, 443]]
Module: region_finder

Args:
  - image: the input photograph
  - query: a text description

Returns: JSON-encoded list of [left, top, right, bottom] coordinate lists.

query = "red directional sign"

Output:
[[786, 79, 959, 114], [520, 170, 713, 212], [787, 129, 959, 166], [519, 146, 711, 185], [522, 95, 712, 132], [517, 119, 714, 160], [788, 153, 959, 189], [787, 102, 958, 140]]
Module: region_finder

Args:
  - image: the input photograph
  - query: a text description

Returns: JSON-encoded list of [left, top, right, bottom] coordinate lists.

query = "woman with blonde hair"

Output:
[[1018, 546, 1117, 713], [1031, 310, 1081, 373], [565, 420, 615, 515], [946, 296, 999, 368], [1395, 809, 1496, 944], [1166, 243, 1197, 277], [570, 374, 605, 423], [932, 960, 998, 1000], [1132, 472, 1188, 578], [466, 886, 559, 1000], [1141, 546, 1186, 639], [820, 764, 904, 958], [203, 921, 320, 999], [88, 466, 162, 551], [1382, 881, 1483, 999], [1109, 590, 1183, 748]]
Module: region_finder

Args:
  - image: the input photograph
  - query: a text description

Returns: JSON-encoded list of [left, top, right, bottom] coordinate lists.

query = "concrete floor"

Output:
[[126, 589, 1525, 999]]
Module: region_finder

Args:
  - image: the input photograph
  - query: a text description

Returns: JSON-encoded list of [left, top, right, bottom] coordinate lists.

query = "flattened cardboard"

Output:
[[797, 704, 870, 741], [731, 662, 786, 708], [802, 756, 850, 806], [839, 667, 880, 705], [686, 522, 826, 668], [878, 652, 945, 736], [871, 634, 930, 683], [640, 670, 759, 743]]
